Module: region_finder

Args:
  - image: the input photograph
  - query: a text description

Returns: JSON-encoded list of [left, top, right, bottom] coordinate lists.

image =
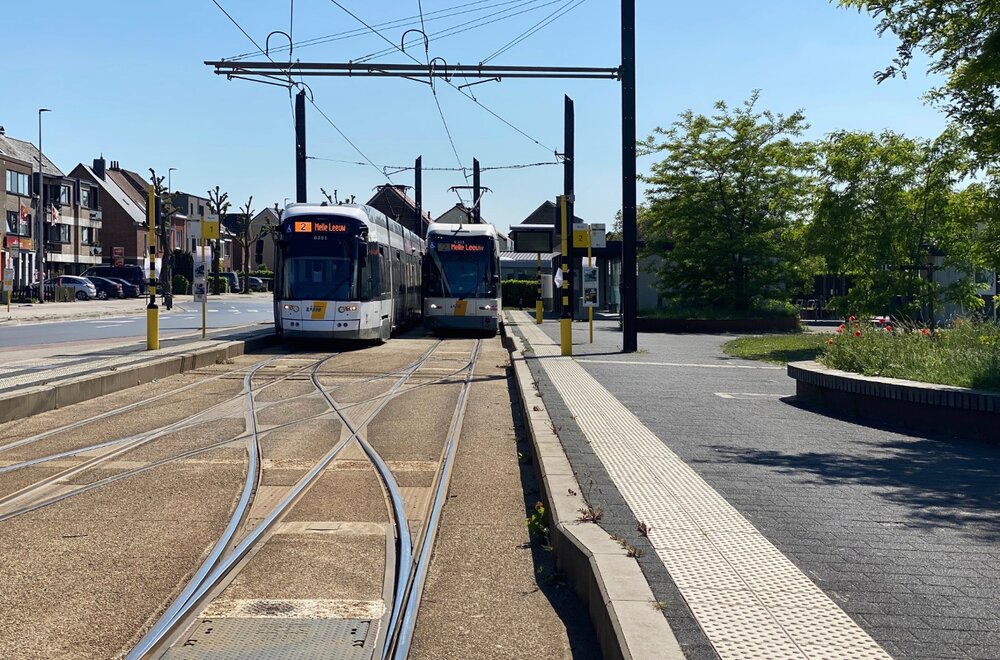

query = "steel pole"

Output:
[[36, 109, 49, 302], [472, 159, 481, 224], [414, 156, 423, 237], [295, 90, 307, 203], [620, 0, 638, 352], [564, 95, 575, 320]]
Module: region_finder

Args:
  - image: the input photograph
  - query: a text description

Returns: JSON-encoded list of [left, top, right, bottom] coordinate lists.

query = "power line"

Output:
[[208, 0, 389, 183], [482, 0, 588, 64], [225, 0, 516, 60]]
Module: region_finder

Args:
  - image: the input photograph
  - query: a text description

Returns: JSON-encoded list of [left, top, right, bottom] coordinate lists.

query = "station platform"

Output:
[[507, 311, 916, 659]]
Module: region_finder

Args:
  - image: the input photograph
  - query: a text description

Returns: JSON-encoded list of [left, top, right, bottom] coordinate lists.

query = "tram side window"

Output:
[[379, 247, 389, 297]]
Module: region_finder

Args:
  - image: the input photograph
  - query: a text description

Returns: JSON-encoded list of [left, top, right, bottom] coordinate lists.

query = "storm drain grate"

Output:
[[163, 618, 373, 660]]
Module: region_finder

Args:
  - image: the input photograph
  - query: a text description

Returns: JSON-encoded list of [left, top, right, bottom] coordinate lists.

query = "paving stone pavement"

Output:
[[512, 313, 1000, 660]]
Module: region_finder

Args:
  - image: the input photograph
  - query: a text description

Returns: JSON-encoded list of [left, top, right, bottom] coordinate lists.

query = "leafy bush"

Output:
[[640, 300, 798, 320], [501, 279, 539, 309], [250, 266, 273, 277], [208, 276, 230, 294], [172, 275, 190, 295], [824, 317, 1000, 390]]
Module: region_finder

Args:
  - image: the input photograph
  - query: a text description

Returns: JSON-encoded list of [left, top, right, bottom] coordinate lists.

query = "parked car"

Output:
[[32, 276, 98, 301], [81, 264, 148, 294], [106, 276, 141, 298], [247, 276, 266, 292], [219, 271, 241, 293], [86, 276, 124, 300]]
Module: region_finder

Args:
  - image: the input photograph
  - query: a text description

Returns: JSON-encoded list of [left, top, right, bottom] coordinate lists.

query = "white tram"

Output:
[[273, 204, 424, 341], [423, 222, 502, 335]]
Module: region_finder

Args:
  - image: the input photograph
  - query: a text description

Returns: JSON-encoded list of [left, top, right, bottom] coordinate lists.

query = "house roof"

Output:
[[520, 200, 584, 226], [73, 164, 145, 225], [0, 134, 63, 176], [367, 185, 432, 224], [105, 165, 149, 211], [436, 203, 493, 225]]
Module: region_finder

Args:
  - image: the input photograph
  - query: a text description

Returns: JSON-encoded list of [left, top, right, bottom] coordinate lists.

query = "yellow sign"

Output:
[[203, 220, 220, 240], [453, 299, 468, 316], [308, 301, 328, 320], [572, 222, 590, 248]]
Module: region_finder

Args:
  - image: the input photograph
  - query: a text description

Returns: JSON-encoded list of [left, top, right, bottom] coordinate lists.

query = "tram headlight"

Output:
[[337, 305, 358, 313], [430, 303, 440, 310], [479, 305, 493, 311], [283, 304, 300, 312]]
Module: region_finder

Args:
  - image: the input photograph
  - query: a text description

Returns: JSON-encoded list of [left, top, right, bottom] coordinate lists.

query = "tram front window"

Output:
[[284, 257, 355, 300], [426, 238, 496, 298]]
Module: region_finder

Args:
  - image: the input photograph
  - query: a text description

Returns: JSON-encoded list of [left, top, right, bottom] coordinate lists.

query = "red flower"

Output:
[[878, 318, 886, 325], [854, 330, 862, 337], [921, 328, 930, 336], [837, 324, 845, 334], [826, 338, 834, 345], [848, 315, 856, 322], [885, 325, 893, 332]]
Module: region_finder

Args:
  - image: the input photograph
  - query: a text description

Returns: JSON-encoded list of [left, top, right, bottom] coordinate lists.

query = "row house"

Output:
[[71, 158, 146, 267], [1, 130, 102, 286], [367, 184, 432, 238], [225, 206, 279, 274], [171, 190, 233, 270]]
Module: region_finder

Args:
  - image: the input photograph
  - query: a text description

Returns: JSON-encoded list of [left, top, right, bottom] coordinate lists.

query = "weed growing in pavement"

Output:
[[549, 422, 560, 436], [577, 506, 604, 523], [532, 405, 541, 412], [535, 564, 560, 585], [636, 348, 650, 355], [517, 450, 533, 465], [653, 600, 670, 611], [637, 521, 650, 537], [610, 533, 643, 559], [525, 501, 549, 544], [567, 488, 578, 497]]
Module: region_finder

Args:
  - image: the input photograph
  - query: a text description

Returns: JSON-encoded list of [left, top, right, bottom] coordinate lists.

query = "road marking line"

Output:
[[714, 392, 784, 400], [576, 358, 781, 370]]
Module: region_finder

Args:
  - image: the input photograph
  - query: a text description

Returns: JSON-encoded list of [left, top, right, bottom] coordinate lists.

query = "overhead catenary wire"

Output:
[[208, 0, 390, 184], [482, 0, 588, 64], [225, 0, 522, 61]]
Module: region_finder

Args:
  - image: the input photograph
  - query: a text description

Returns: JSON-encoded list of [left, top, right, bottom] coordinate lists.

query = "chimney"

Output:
[[0, 126, 5, 135], [93, 157, 106, 180]]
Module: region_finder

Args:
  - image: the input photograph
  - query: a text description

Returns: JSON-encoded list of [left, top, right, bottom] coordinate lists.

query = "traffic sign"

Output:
[[203, 220, 220, 240], [591, 224, 607, 249], [572, 222, 590, 248]]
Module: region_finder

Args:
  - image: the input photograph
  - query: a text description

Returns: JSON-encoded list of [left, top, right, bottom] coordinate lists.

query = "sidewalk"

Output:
[[0, 292, 272, 325], [506, 311, 890, 659]]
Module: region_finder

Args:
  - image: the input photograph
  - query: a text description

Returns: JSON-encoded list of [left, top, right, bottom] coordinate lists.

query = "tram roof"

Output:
[[426, 222, 499, 238], [284, 203, 370, 223]]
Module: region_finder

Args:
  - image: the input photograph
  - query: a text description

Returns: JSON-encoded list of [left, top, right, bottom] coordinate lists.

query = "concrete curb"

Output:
[[789, 360, 999, 441], [504, 329, 683, 660], [0, 330, 276, 424]]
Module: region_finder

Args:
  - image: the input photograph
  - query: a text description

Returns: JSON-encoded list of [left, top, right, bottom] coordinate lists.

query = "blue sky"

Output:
[[2, 1, 945, 232]]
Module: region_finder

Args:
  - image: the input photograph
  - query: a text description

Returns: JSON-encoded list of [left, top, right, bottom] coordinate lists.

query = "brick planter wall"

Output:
[[788, 361, 1000, 441]]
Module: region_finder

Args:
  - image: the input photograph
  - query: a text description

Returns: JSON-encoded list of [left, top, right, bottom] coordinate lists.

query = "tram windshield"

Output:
[[426, 236, 497, 298], [283, 256, 355, 301]]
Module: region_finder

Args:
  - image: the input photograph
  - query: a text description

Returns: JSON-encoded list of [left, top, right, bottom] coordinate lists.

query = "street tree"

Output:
[[638, 91, 816, 311], [148, 169, 179, 302], [809, 127, 984, 321], [229, 196, 273, 294], [839, 0, 1000, 165], [206, 186, 230, 295]]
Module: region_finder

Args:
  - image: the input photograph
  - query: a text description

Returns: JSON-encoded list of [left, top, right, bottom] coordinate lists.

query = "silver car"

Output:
[[37, 275, 98, 301]]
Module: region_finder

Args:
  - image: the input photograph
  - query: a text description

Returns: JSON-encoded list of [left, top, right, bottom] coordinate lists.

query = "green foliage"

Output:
[[501, 279, 539, 309], [250, 266, 273, 277], [809, 127, 984, 320], [639, 91, 816, 311], [525, 501, 549, 543], [838, 0, 1000, 166], [172, 249, 194, 280], [171, 275, 190, 295], [640, 300, 798, 320], [207, 276, 230, 294], [824, 318, 1000, 390], [723, 334, 828, 365]]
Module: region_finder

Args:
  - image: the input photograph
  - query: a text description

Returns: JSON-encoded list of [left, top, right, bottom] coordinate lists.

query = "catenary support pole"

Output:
[[536, 251, 543, 324], [295, 89, 307, 203], [146, 186, 159, 350], [564, 95, 575, 320], [414, 156, 423, 237], [560, 194, 572, 356], [472, 158, 481, 224], [621, 0, 638, 352]]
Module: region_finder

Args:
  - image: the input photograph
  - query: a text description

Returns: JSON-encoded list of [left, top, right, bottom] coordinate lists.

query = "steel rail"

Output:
[[129, 342, 442, 659], [390, 339, 482, 658], [0, 361, 255, 455]]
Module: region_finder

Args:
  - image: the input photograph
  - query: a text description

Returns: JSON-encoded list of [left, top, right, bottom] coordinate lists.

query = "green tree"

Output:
[[229, 196, 273, 294], [148, 169, 179, 299], [206, 186, 230, 295], [809, 127, 983, 321], [839, 0, 1000, 164], [638, 91, 816, 311]]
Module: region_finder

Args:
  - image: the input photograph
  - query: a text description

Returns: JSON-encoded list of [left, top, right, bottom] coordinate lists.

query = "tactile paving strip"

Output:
[[511, 312, 892, 660], [163, 618, 373, 660]]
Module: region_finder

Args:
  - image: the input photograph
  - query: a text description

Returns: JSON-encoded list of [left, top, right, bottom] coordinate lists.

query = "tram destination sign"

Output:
[[291, 221, 348, 233], [434, 239, 485, 252]]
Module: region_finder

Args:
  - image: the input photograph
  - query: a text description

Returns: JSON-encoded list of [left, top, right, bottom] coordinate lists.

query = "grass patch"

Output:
[[723, 334, 828, 365]]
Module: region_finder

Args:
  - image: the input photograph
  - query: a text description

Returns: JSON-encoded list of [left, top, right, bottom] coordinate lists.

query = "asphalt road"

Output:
[[0, 299, 273, 347]]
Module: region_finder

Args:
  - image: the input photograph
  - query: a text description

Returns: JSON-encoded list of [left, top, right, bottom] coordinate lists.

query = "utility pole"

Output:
[[472, 159, 481, 224], [36, 108, 50, 302], [295, 89, 307, 203], [621, 0, 638, 352], [564, 95, 575, 320], [415, 156, 423, 237]]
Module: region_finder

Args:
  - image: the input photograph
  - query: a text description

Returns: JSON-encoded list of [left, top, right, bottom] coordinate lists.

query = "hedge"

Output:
[[172, 275, 190, 295], [501, 279, 539, 309]]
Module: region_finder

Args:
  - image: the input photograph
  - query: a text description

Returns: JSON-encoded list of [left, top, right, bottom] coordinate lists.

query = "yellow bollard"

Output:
[[147, 305, 159, 350], [560, 315, 572, 356], [536, 299, 543, 324]]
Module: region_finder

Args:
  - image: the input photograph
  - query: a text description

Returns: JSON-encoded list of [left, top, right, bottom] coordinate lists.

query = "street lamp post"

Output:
[[168, 167, 177, 193], [36, 108, 51, 303]]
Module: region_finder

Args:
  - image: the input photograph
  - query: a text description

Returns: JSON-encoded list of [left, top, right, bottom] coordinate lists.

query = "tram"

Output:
[[273, 203, 424, 341], [423, 222, 502, 334]]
